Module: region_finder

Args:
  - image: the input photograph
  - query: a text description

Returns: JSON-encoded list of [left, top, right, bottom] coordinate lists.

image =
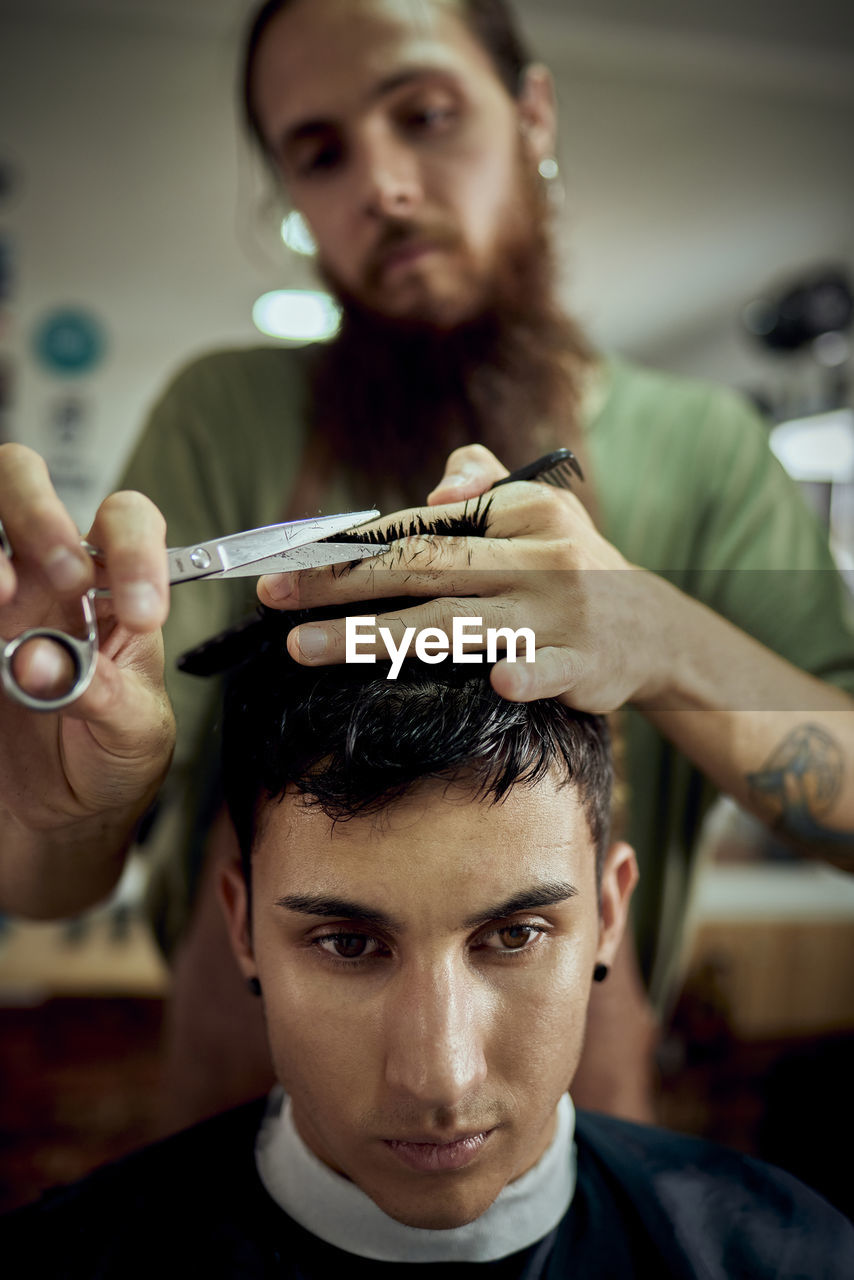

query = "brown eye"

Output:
[[398, 96, 458, 136], [477, 922, 545, 954], [499, 925, 533, 951], [302, 143, 343, 175], [315, 932, 385, 962], [333, 934, 369, 958]]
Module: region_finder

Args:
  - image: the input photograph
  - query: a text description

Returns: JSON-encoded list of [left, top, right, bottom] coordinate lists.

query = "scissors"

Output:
[[0, 509, 384, 713]]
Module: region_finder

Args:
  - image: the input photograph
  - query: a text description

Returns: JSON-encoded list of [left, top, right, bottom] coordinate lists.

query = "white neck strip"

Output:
[[255, 1088, 576, 1263]]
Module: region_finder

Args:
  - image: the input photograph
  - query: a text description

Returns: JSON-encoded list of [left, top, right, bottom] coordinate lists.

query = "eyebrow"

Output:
[[276, 67, 452, 153], [275, 881, 578, 933]]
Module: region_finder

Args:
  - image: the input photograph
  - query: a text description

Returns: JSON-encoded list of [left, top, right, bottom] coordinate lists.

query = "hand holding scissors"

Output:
[[0, 509, 384, 711]]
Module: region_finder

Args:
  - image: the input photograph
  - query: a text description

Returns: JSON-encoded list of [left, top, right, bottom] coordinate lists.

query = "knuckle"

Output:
[[453, 596, 483, 620], [0, 451, 66, 532], [551, 647, 583, 688], [523, 483, 567, 523], [25, 497, 61, 528], [102, 489, 166, 529], [418, 598, 451, 632], [96, 492, 168, 557], [420, 597, 474, 632], [396, 533, 453, 572], [24, 499, 73, 548], [0, 442, 47, 473]]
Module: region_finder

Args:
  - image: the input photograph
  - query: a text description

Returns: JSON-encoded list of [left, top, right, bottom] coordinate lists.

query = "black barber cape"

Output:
[[2, 1099, 851, 1278]]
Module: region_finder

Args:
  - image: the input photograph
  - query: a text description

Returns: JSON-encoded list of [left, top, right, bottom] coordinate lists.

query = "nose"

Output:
[[358, 125, 424, 220], [383, 956, 489, 1110]]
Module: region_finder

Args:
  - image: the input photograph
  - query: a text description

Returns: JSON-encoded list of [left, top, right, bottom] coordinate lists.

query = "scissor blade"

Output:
[[168, 510, 380, 583], [211, 541, 387, 578], [217, 510, 380, 572]]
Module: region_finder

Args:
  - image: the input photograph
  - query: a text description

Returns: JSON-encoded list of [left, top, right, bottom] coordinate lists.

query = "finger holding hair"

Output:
[[258, 481, 591, 610]]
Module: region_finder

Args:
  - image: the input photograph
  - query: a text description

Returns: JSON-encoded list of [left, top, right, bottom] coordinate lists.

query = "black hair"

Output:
[[222, 605, 613, 892], [241, 0, 533, 156]]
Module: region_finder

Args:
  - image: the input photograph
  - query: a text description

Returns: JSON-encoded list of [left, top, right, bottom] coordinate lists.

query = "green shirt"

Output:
[[123, 346, 854, 1002]]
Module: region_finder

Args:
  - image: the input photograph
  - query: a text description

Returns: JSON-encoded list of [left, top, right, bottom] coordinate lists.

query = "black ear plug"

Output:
[[593, 964, 609, 983], [247, 977, 262, 997]]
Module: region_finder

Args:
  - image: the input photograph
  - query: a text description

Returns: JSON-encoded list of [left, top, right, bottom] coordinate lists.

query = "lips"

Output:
[[377, 240, 441, 277], [383, 1128, 494, 1173], [364, 227, 458, 290]]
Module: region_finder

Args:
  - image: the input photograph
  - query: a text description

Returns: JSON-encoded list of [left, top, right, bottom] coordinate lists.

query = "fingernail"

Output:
[[115, 582, 161, 626], [27, 642, 70, 693], [510, 667, 533, 698], [427, 474, 470, 504], [437, 472, 473, 492], [261, 572, 296, 602], [295, 626, 327, 661], [45, 546, 89, 592]]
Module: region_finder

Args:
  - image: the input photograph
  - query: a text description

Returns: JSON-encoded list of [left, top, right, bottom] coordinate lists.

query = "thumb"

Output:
[[490, 646, 586, 705], [427, 444, 510, 506]]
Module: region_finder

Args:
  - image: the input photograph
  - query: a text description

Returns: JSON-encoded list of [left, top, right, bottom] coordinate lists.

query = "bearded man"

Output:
[[0, 0, 852, 1133]]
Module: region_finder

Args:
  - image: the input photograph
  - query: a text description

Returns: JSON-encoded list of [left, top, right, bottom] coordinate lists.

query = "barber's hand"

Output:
[[0, 444, 174, 832], [258, 445, 673, 714]]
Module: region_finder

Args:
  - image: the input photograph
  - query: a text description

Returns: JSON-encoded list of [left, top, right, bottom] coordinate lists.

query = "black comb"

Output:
[[489, 448, 583, 491]]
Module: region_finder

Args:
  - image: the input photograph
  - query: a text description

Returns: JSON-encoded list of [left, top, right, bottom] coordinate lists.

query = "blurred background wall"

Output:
[[1, 0, 852, 527]]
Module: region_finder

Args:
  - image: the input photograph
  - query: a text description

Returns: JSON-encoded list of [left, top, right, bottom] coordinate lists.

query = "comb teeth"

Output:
[[539, 458, 581, 490], [488, 448, 584, 492], [333, 495, 494, 544]]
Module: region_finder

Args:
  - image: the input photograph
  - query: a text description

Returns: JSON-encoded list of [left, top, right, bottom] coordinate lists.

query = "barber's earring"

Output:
[[280, 210, 317, 259], [538, 156, 565, 210], [593, 963, 609, 984], [247, 976, 262, 997]]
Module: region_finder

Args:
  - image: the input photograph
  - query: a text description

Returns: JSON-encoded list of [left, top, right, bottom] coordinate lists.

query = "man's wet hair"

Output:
[[241, 0, 533, 157], [221, 507, 614, 892]]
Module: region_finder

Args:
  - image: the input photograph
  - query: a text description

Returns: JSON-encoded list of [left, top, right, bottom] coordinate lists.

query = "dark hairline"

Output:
[[245, 759, 605, 927]]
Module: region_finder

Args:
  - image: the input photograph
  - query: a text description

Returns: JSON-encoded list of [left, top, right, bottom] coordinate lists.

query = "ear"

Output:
[[516, 63, 557, 166], [218, 858, 259, 984], [595, 841, 638, 969]]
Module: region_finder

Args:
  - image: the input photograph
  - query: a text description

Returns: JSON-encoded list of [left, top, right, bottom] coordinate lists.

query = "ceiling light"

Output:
[[252, 290, 341, 343]]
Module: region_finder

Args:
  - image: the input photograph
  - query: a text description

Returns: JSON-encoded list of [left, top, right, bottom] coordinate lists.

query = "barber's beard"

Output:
[[307, 165, 594, 512]]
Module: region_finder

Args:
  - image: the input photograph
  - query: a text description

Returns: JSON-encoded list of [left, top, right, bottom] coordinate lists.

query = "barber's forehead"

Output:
[[254, 0, 503, 143], [285, 0, 457, 26], [257, 0, 488, 83], [265, 0, 464, 42]]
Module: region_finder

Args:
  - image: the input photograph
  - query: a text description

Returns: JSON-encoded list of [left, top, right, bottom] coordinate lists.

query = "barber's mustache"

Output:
[[363, 219, 462, 287]]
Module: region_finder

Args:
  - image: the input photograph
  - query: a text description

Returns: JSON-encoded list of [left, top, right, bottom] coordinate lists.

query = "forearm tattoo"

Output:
[[746, 724, 854, 857]]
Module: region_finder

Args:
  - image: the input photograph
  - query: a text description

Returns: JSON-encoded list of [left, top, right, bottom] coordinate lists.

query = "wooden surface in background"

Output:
[[685, 919, 854, 1039]]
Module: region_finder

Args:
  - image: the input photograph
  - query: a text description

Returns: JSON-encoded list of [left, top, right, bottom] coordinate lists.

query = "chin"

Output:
[[366, 274, 486, 331], [374, 1185, 499, 1232]]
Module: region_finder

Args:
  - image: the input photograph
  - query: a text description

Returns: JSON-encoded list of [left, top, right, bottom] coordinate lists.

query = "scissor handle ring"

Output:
[[0, 592, 98, 713]]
